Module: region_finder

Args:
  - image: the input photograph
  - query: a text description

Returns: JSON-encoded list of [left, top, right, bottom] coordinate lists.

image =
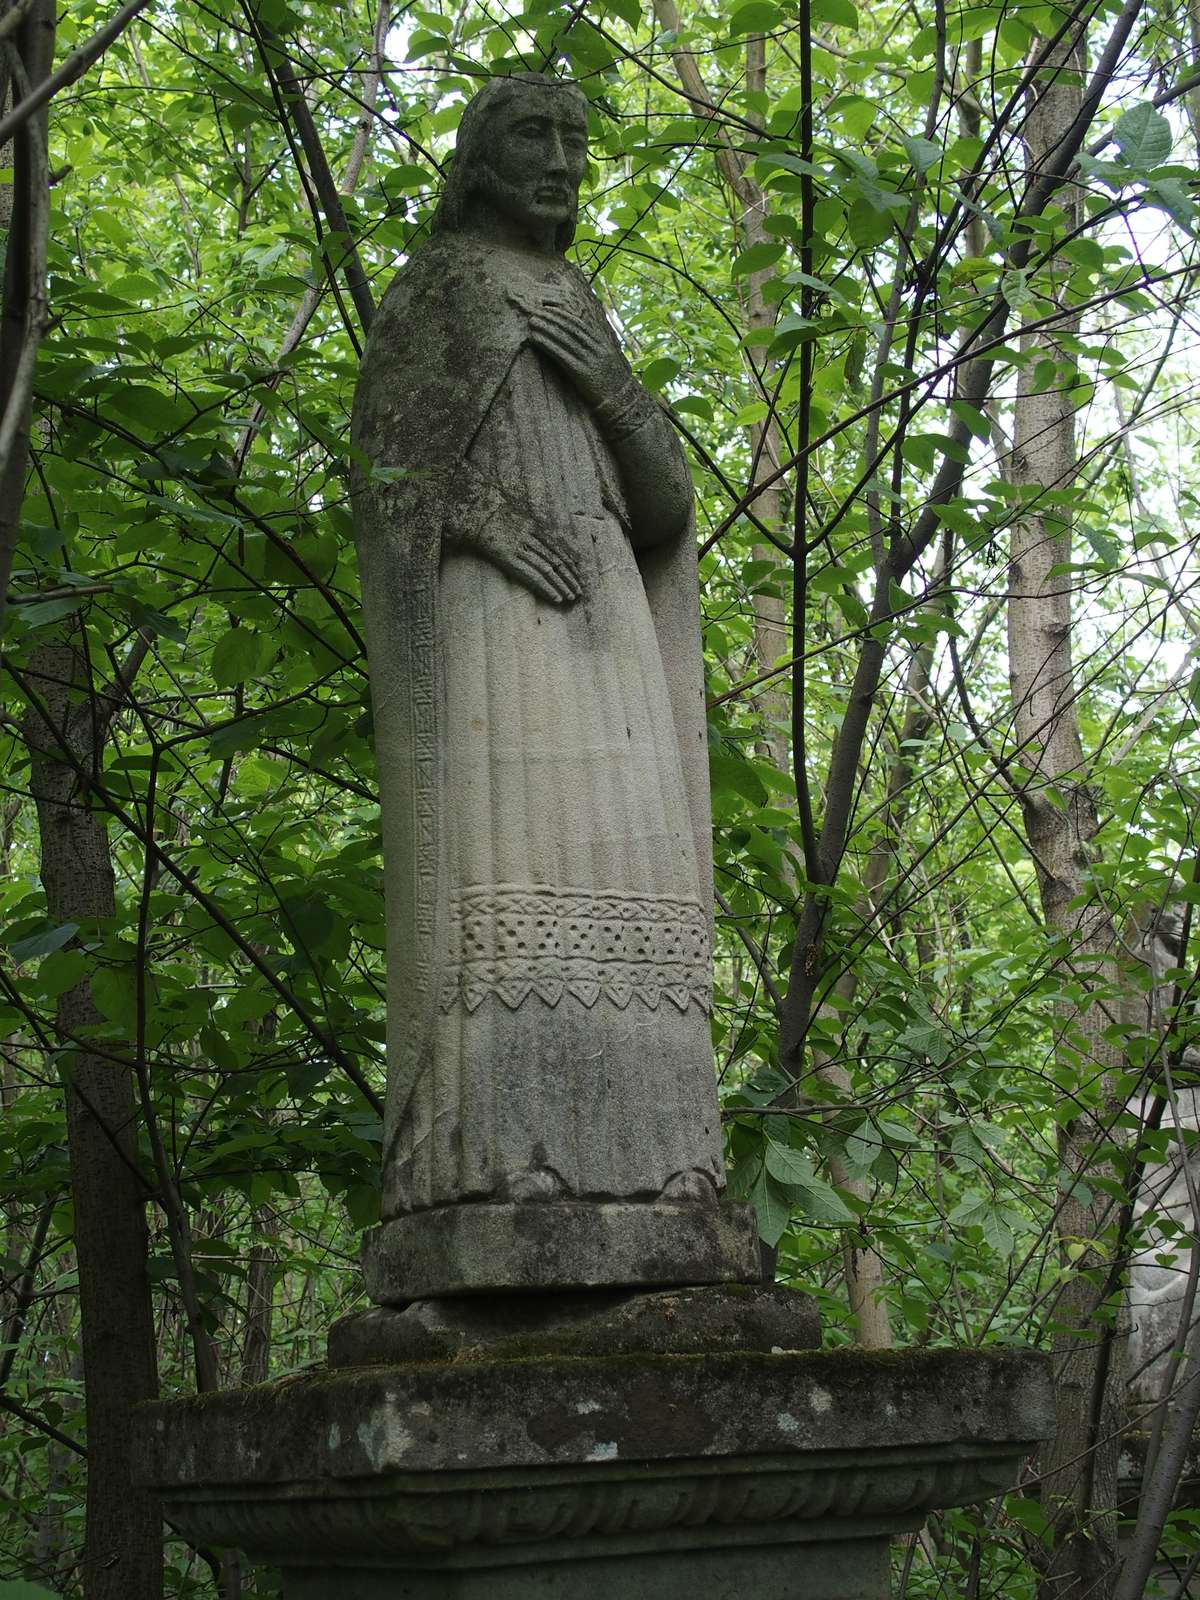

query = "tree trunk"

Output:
[[742, 33, 790, 776], [240, 1239, 274, 1388], [22, 633, 162, 1600], [31, 1348, 83, 1593], [0, 0, 54, 629], [1006, 31, 1126, 1600]]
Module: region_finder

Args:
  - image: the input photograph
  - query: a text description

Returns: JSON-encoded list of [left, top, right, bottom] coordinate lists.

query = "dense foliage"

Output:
[[3, 0, 1200, 1595]]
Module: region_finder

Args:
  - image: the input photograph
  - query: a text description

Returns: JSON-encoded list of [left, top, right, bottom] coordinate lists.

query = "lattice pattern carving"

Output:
[[439, 884, 710, 1014]]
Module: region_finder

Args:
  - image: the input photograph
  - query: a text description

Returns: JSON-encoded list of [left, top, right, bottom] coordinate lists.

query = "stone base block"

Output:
[[283, 1528, 888, 1599], [135, 1339, 1054, 1600], [329, 1283, 820, 1366], [362, 1198, 761, 1301]]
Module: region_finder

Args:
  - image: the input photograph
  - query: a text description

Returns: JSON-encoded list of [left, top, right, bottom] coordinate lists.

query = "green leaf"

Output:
[[876, 1116, 920, 1148], [91, 964, 139, 1030], [641, 356, 680, 390], [897, 1017, 953, 1065], [1082, 526, 1119, 566], [18, 595, 86, 628], [212, 627, 271, 689], [847, 199, 892, 249], [948, 1189, 991, 1227], [0, 1584, 64, 1599], [812, 0, 857, 26], [710, 749, 769, 806], [1001, 269, 1033, 312], [764, 1141, 856, 1223], [732, 241, 784, 279], [728, 0, 781, 33], [902, 135, 942, 174], [764, 1140, 817, 1186], [749, 1164, 792, 1246], [1112, 103, 1172, 171], [36, 949, 91, 997], [1006, 1493, 1051, 1538], [115, 595, 188, 645], [762, 153, 823, 182], [8, 922, 79, 962], [280, 894, 336, 955], [346, 1181, 380, 1228], [768, 312, 821, 355], [1149, 177, 1195, 231], [950, 399, 990, 440]]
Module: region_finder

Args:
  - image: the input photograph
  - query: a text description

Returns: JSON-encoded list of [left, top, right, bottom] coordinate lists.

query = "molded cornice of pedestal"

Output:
[[140, 1444, 1033, 1563], [136, 1345, 1053, 1569]]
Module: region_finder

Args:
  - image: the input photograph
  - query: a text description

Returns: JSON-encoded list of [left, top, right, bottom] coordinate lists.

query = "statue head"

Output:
[[432, 73, 589, 252]]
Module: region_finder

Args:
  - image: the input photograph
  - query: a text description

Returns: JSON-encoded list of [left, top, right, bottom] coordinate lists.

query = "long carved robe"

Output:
[[351, 232, 724, 1220]]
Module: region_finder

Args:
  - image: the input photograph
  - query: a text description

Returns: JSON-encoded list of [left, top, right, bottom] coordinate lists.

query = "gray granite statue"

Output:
[[351, 73, 757, 1297]]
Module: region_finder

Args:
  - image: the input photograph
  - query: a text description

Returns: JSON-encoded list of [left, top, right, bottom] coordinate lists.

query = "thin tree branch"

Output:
[[0, 0, 152, 147]]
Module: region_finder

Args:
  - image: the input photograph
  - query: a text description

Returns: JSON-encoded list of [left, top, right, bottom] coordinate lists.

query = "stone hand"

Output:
[[469, 516, 583, 606], [527, 294, 632, 410]]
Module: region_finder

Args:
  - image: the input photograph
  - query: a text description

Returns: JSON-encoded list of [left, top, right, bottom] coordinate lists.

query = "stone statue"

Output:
[[138, 79, 1057, 1600], [351, 73, 757, 1298]]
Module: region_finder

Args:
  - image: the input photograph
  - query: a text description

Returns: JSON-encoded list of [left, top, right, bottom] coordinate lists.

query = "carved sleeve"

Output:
[[434, 461, 549, 551], [595, 380, 693, 548]]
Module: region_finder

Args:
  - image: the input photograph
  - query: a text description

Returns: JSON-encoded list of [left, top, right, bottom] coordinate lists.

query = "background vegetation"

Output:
[[3, 0, 1200, 1595]]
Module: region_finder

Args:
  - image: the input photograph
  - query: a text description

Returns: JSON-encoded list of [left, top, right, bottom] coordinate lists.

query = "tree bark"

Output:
[[1006, 31, 1127, 1600], [240, 1240, 274, 1388], [22, 633, 162, 1600], [0, 0, 53, 630], [742, 33, 790, 777]]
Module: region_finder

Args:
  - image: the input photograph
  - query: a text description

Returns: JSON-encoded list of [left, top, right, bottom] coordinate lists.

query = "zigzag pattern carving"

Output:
[[439, 884, 710, 1014]]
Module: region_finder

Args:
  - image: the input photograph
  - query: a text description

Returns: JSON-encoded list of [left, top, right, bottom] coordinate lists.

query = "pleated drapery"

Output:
[[383, 345, 723, 1214]]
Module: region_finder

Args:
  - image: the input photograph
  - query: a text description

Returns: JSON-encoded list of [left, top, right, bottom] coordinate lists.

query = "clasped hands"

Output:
[[466, 506, 585, 607], [526, 286, 633, 412], [455, 289, 636, 607]]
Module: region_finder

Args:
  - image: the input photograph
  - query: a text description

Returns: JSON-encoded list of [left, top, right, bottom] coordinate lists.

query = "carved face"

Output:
[[479, 93, 588, 238]]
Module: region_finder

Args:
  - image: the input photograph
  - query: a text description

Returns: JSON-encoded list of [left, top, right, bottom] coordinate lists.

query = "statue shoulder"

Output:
[[353, 234, 529, 466], [368, 234, 532, 363], [373, 236, 465, 322], [375, 233, 523, 315]]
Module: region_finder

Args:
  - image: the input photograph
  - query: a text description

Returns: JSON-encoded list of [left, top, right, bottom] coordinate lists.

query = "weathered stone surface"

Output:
[[137, 1346, 1054, 1491], [350, 73, 734, 1295], [362, 1199, 761, 1301], [135, 1345, 1053, 1600], [279, 1536, 888, 1600], [328, 1283, 819, 1366], [1127, 1087, 1200, 1407]]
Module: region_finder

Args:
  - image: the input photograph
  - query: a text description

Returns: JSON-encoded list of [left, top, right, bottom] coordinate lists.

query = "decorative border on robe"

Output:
[[439, 884, 711, 1014]]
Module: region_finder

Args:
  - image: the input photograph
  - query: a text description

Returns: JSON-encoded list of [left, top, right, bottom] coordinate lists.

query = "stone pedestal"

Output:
[[363, 1199, 761, 1301], [139, 68, 1062, 1600], [135, 1292, 1053, 1600]]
